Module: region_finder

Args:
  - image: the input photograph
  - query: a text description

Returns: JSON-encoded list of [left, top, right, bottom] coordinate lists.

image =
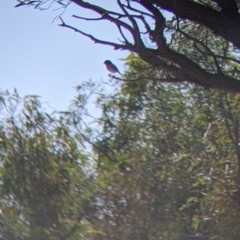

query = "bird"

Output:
[[103, 60, 123, 77]]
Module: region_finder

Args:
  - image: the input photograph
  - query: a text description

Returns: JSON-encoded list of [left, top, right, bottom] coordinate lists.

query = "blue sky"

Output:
[[1, 1, 128, 110]]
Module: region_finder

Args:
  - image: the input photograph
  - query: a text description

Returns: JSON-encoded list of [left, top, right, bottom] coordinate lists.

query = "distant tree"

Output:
[[87, 55, 240, 239], [0, 90, 95, 240], [15, 0, 240, 92]]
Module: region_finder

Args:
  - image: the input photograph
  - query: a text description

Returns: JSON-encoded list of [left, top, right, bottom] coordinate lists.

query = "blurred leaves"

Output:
[[0, 90, 95, 240], [2, 55, 240, 239]]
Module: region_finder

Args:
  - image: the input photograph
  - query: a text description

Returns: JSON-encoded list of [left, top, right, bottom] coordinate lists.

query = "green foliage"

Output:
[[2, 56, 240, 239], [0, 90, 95, 240], [90, 55, 240, 239]]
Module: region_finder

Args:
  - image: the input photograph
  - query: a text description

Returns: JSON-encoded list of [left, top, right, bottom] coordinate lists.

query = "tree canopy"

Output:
[[90, 55, 240, 239], [0, 90, 95, 239], [2, 56, 240, 239], [15, 0, 240, 92]]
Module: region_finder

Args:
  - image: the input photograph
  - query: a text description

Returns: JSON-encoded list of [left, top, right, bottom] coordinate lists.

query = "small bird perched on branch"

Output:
[[104, 60, 123, 77]]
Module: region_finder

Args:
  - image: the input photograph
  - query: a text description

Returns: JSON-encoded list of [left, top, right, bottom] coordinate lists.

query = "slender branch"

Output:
[[58, 17, 127, 50], [124, 1, 154, 18], [117, 0, 144, 47], [215, 55, 240, 65], [220, 91, 240, 194], [117, 25, 131, 44], [224, 92, 238, 144], [112, 75, 183, 83], [176, 27, 221, 73], [193, 43, 220, 73], [72, 15, 103, 21], [71, 0, 137, 42], [139, 0, 165, 43], [139, 15, 152, 34], [172, 25, 240, 68]]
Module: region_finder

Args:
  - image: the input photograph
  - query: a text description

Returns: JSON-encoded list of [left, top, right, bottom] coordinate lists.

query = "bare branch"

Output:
[[117, 0, 144, 47], [124, 1, 154, 18], [139, 15, 152, 34], [71, 0, 136, 44], [112, 75, 183, 83], [175, 27, 221, 73], [58, 17, 126, 50], [72, 15, 103, 21], [193, 43, 221, 73], [117, 25, 131, 45]]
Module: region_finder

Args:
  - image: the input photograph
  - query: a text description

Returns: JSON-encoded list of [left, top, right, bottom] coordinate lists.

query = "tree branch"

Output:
[[71, 0, 138, 46], [72, 15, 103, 21], [58, 17, 128, 50], [213, 0, 239, 15], [147, 0, 240, 49], [15, 0, 240, 92], [117, 0, 144, 47]]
